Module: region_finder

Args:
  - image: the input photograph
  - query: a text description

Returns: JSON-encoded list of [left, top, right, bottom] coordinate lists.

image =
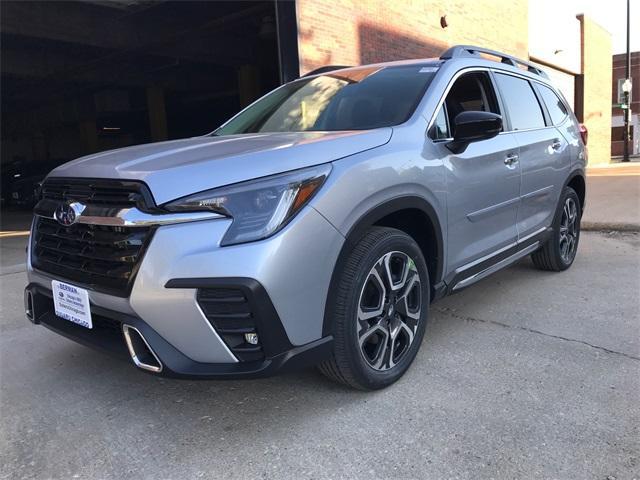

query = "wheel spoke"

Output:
[[357, 268, 386, 321], [398, 319, 415, 346], [567, 235, 574, 255], [373, 339, 390, 370], [567, 199, 577, 223], [560, 238, 568, 259], [386, 316, 416, 369], [383, 252, 410, 292], [396, 273, 421, 320], [358, 321, 386, 347], [358, 319, 389, 369], [559, 197, 579, 263]]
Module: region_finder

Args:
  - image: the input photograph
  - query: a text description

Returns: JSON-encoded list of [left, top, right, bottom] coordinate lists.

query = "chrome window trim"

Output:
[[497, 125, 557, 135], [426, 65, 560, 139]]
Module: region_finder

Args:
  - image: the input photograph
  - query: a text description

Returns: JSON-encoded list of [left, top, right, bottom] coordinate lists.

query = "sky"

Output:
[[571, 0, 639, 54]]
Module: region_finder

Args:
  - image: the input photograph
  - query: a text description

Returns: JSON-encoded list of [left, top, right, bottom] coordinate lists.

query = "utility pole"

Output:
[[622, 0, 631, 162]]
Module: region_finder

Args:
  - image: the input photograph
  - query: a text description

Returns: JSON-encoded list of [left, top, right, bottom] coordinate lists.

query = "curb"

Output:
[[582, 222, 640, 232]]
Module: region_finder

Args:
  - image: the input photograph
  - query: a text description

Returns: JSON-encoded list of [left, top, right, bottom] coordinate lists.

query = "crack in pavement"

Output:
[[0, 265, 26, 276], [435, 306, 640, 362]]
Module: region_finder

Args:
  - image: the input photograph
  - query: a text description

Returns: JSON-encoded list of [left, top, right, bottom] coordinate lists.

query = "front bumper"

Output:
[[26, 205, 345, 377], [25, 283, 333, 379]]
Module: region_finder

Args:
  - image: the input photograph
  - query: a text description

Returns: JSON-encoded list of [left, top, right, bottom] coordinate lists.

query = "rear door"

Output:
[[493, 72, 571, 240]]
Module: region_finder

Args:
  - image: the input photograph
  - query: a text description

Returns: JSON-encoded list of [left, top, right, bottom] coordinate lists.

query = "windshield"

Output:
[[214, 64, 439, 135]]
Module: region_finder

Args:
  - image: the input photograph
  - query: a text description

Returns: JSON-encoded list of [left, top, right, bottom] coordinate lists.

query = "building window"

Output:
[[612, 125, 634, 142]]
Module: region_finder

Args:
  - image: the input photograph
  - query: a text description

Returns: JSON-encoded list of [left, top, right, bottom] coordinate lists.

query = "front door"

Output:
[[436, 71, 521, 272]]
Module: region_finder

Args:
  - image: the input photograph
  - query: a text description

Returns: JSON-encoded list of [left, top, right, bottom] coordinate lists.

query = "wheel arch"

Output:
[[565, 170, 586, 212], [322, 196, 445, 337]]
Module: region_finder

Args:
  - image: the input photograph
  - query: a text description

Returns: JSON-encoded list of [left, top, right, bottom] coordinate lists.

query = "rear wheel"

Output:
[[319, 227, 429, 390], [531, 186, 581, 271]]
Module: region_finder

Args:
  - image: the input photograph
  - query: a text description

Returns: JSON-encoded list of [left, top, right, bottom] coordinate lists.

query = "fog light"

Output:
[[244, 332, 259, 345]]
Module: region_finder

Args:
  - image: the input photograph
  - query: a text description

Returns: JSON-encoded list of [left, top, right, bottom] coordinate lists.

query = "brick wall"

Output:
[[611, 52, 639, 156], [578, 15, 612, 165], [611, 52, 639, 113], [296, 0, 529, 74]]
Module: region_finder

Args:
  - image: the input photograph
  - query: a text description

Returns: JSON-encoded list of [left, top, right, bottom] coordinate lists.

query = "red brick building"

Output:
[[296, 0, 613, 164], [611, 52, 640, 157]]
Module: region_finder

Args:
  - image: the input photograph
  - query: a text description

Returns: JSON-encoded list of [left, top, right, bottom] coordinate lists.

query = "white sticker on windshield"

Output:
[[419, 67, 438, 73]]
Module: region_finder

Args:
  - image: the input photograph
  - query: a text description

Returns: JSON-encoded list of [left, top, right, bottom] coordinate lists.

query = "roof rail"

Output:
[[302, 65, 353, 77], [440, 45, 549, 79]]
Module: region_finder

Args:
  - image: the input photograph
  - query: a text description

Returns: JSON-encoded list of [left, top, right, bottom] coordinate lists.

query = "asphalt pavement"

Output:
[[0, 222, 638, 479]]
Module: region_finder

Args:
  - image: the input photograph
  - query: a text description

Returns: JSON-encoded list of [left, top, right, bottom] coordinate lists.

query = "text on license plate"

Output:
[[52, 280, 93, 329]]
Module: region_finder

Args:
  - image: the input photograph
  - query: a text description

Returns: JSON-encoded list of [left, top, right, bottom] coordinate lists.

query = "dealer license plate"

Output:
[[52, 280, 93, 329]]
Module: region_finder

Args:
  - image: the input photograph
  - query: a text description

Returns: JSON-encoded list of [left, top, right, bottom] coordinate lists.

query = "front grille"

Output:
[[197, 288, 264, 362], [40, 178, 154, 210], [31, 178, 156, 296], [32, 218, 153, 296]]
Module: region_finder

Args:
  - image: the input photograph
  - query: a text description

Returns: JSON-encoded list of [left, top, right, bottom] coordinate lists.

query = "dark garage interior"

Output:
[[1, 0, 298, 209]]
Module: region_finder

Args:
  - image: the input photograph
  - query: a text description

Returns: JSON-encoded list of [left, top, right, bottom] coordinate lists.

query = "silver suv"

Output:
[[25, 46, 587, 389]]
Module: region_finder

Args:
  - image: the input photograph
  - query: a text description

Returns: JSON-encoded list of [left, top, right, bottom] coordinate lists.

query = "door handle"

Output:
[[551, 139, 562, 150], [504, 153, 519, 166]]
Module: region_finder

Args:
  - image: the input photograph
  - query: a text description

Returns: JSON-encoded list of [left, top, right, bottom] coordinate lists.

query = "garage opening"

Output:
[[1, 0, 297, 210]]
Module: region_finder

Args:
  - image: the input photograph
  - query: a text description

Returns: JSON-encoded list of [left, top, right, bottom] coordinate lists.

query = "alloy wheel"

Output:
[[357, 251, 422, 371], [559, 197, 578, 263]]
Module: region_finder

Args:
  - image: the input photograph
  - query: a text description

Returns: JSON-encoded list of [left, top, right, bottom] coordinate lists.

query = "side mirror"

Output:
[[447, 111, 502, 154]]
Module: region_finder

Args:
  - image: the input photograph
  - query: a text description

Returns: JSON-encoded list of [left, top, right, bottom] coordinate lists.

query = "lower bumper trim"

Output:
[[25, 283, 333, 379]]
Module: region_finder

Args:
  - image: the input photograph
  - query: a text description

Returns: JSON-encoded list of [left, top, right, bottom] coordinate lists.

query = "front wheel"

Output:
[[319, 227, 430, 390], [531, 186, 581, 271]]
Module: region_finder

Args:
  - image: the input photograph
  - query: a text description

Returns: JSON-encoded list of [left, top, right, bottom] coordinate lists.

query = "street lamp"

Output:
[[622, 0, 631, 162], [622, 78, 632, 162]]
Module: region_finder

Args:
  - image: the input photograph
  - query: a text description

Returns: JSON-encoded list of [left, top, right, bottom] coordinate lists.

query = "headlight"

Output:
[[164, 164, 331, 246]]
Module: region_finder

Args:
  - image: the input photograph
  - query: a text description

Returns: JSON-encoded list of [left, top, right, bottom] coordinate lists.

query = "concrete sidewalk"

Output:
[[583, 163, 640, 231]]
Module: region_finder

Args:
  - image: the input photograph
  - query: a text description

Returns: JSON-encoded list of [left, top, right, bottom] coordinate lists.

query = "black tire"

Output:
[[531, 186, 581, 271], [319, 227, 430, 390]]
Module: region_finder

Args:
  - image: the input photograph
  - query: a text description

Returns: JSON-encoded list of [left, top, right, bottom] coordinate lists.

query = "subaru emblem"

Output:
[[54, 201, 86, 227]]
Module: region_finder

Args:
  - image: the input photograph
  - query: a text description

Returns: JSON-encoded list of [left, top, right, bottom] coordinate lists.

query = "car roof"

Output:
[[302, 45, 554, 87]]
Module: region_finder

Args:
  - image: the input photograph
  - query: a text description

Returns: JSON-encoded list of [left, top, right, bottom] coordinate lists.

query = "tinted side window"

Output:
[[444, 72, 500, 136], [430, 105, 450, 140], [495, 73, 545, 130], [538, 84, 569, 125]]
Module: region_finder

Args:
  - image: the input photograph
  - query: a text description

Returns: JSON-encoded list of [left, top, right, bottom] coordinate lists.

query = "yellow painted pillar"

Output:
[[578, 15, 613, 165]]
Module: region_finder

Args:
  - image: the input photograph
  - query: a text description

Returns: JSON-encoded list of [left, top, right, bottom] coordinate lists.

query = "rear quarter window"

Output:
[[537, 84, 569, 125]]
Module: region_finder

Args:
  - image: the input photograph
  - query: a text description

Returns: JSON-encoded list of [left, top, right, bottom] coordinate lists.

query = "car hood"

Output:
[[49, 129, 392, 205]]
